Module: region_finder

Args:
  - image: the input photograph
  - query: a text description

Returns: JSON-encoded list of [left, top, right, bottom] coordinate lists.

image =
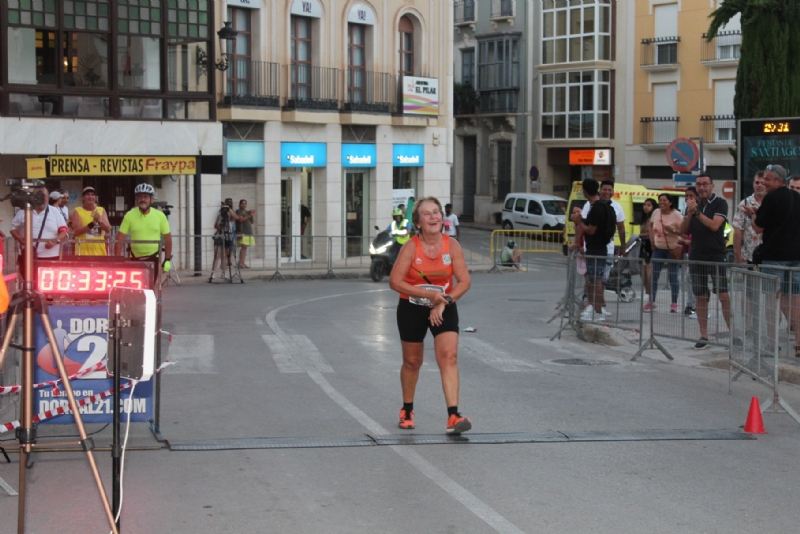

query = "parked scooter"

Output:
[[369, 226, 399, 282]]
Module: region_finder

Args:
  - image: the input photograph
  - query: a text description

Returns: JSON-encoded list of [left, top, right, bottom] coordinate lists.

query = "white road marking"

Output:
[[265, 292, 525, 534], [262, 335, 304, 373], [166, 335, 217, 374], [459, 337, 540, 372], [262, 335, 333, 373]]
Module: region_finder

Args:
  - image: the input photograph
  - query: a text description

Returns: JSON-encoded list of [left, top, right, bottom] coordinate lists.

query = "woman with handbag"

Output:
[[646, 193, 684, 312]]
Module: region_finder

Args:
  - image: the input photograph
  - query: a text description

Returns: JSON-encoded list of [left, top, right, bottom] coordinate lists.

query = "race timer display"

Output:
[[36, 263, 152, 298]]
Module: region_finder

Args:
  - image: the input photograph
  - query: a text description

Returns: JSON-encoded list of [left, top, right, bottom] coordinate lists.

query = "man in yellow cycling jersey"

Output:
[[114, 183, 173, 276]]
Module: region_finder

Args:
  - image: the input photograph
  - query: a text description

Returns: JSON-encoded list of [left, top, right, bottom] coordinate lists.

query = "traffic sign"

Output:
[[666, 138, 700, 173], [722, 181, 735, 198]]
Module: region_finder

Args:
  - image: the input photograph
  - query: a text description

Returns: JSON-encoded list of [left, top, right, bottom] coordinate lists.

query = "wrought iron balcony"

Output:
[[343, 70, 393, 113], [701, 31, 741, 65], [220, 60, 280, 108], [454, 0, 476, 25], [700, 115, 736, 144], [640, 37, 680, 70], [478, 89, 519, 114], [286, 66, 341, 111], [490, 0, 515, 20], [640, 116, 679, 145]]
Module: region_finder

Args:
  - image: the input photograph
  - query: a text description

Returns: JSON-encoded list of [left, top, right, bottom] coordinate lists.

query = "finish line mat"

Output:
[[168, 429, 753, 451]]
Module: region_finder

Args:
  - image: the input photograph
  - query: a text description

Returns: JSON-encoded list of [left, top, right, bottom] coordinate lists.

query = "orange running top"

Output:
[[400, 234, 454, 300]]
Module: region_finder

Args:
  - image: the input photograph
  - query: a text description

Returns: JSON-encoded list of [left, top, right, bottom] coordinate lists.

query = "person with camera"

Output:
[[211, 198, 236, 277], [71, 186, 111, 256], [235, 199, 255, 268], [114, 183, 172, 279], [10, 184, 68, 278]]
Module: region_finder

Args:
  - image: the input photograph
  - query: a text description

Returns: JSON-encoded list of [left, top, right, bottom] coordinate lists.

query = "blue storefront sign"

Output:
[[281, 142, 327, 168], [227, 141, 265, 168], [34, 306, 154, 425], [342, 144, 377, 168], [393, 144, 424, 167]]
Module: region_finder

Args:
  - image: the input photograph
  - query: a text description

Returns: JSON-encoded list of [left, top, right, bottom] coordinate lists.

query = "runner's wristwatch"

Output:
[[444, 296, 453, 305]]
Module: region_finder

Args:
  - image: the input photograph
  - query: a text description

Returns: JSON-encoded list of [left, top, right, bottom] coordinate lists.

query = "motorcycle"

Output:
[[369, 226, 399, 282]]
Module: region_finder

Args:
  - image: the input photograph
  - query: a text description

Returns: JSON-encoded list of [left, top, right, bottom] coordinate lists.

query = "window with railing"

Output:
[[640, 117, 679, 144], [291, 15, 313, 101], [701, 115, 736, 144], [701, 31, 741, 62], [454, 0, 476, 24], [491, 0, 515, 19], [399, 15, 414, 76], [542, 0, 611, 64], [4, 0, 213, 120], [478, 36, 519, 90], [641, 37, 680, 67], [461, 48, 475, 88], [541, 70, 610, 139], [226, 7, 251, 97], [348, 23, 366, 103]]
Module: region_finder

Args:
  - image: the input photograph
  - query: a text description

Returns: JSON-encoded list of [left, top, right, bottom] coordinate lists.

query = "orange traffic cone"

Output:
[[743, 396, 766, 434]]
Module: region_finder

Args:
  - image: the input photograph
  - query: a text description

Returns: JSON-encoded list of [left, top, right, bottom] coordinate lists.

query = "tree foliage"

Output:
[[708, 0, 800, 120]]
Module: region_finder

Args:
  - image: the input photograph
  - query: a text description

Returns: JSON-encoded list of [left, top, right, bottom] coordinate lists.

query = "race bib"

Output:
[[409, 284, 445, 307], [442, 254, 452, 265]]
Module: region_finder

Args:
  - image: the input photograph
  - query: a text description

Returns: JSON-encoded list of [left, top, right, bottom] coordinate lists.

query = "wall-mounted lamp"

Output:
[[196, 21, 239, 74]]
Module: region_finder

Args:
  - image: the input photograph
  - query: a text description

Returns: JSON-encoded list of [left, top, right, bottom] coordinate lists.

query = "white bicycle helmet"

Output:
[[134, 183, 155, 196]]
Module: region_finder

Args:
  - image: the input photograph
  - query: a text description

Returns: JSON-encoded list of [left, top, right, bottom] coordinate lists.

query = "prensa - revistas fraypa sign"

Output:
[[48, 156, 197, 176], [281, 142, 327, 168], [402, 76, 439, 116]]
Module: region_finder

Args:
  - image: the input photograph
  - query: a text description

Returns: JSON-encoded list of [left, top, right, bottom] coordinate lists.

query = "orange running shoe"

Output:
[[446, 413, 472, 434], [398, 409, 415, 429]]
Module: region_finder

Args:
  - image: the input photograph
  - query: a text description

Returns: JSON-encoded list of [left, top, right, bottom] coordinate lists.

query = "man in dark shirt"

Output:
[[679, 174, 731, 349], [750, 164, 800, 355], [570, 178, 615, 321]]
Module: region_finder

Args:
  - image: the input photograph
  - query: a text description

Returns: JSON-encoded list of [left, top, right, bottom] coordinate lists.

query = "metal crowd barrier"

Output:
[[490, 229, 563, 272]]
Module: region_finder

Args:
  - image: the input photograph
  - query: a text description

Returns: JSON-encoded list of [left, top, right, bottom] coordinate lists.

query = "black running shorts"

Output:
[[396, 298, 459, 343]]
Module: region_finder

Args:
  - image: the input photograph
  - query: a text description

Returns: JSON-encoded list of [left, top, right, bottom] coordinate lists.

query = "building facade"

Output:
[[625, 0, 739, 188], [0, 0, 453, 268], [217, 0, 453, 262], [452, 0, 633, 224]]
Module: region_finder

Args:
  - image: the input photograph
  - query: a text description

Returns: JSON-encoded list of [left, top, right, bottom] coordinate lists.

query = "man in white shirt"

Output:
[[10, 185, 69, 262], [58, 189, 71, 226], [443, 203, 460, 240]]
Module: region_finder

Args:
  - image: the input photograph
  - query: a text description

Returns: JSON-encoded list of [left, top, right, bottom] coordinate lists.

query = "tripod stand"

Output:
[[209, 211, 244, 284], [0, 187, 118, 533]]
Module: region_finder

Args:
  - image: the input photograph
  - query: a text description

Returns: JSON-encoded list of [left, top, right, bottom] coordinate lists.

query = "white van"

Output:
[[501, 193, 568, 231]]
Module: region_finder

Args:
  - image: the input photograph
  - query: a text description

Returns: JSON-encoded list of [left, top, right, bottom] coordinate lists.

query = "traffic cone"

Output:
[[743, 396, 766, 434]]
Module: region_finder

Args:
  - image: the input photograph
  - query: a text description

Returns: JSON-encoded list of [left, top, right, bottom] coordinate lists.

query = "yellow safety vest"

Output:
[[391, 219, 410, 245]]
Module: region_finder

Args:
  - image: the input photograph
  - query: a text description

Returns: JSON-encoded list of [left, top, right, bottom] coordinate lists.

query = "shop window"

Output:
[[541, 70, 610, 139], [291, 16, 313, 100], [226, 7, 252, 96], [399, 16, 414, 75], [542, 0, 611, 64]]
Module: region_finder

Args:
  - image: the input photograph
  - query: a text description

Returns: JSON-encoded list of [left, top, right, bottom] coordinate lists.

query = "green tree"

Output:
[[708, 0, 800, 119]]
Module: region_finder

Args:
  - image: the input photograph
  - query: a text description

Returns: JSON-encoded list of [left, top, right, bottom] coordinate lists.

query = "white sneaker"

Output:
[[602, 307, 612, 316], [580, 305, 594, 321], [595, 313, 606, 322]]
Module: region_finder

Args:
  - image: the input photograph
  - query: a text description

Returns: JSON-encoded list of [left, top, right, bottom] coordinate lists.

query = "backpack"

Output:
[[597, 200, 617, 245]]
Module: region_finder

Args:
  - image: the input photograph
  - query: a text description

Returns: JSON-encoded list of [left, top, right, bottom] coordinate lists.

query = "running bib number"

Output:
[[409, 284, 445, 307]]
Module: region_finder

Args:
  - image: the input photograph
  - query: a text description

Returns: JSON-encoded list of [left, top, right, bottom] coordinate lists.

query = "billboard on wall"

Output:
[[738, 118, 800, 199], [402, 76, 439, 116]]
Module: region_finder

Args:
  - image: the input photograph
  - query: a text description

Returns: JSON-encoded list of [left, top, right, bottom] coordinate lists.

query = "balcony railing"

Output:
[[640, 116, 679, 145], [343, 70, 393, 113], [701, 115, 736, 144], [640, 37, 680, 69], [286, 66, 341, 111], [454, 0, 476, 25], [490, 0, 515, 20], [220, 60, 280, 108], [701, 31, 741, 64], [478, 89, 519, 114]]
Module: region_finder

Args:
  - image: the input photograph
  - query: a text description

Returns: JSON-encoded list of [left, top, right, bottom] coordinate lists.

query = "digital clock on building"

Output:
[[36, 261, 153, 299]]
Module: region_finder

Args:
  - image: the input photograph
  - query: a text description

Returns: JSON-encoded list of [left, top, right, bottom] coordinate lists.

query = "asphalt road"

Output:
[[2, 252, 800, 533]]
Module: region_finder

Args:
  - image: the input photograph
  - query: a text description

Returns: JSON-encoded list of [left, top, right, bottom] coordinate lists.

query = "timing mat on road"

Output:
[[167, 429, 753, 451]]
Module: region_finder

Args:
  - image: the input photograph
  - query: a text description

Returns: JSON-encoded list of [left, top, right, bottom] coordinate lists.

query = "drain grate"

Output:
[[551, 358, 618, 366]]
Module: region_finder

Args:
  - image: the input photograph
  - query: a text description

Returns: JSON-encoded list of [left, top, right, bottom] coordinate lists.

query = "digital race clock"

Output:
[[36, 260, 153, 299], [762, 122, 790, 133]]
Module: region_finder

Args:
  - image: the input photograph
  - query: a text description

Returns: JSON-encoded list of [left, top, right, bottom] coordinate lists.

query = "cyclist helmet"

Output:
[[134, 183, 155, 196], [392, 208, 403, 217], [508, 240, 517, 249]]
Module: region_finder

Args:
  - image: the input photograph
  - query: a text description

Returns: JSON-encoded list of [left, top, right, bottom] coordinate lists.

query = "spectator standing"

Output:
[[10, 184, 68, 277], [48, 191, 61, 208], [235, 199, 255, 268], [732, 172, 766, 265], [639, 198, 657, 306], [443, 203, 460, 240], [71, 186, 111, 256], [679, 175, 731, 349], [750, 164, 800, 356], [571, 178, 615, 322], [788, 175, 800, 193], [58, 189, 70, 226], [647, 194, 683, 312]]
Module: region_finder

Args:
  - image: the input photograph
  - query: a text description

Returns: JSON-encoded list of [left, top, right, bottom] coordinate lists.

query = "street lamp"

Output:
[[196, 21, 238, 74]]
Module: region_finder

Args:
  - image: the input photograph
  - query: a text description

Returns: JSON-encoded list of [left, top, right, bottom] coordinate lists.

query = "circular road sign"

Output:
[[666, 138, 700, 173], [722, 181, 736, 198]]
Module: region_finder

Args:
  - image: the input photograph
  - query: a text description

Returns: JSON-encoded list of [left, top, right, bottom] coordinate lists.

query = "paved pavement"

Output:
[[2, 256, 800, 533]]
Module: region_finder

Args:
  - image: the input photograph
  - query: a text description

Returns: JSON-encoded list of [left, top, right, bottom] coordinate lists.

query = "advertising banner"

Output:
[[342, 144, 377, 168], [392, 144, 424, 167], [34, 305, 153, 425], [402, 76, 439, 116], [281, 142, 327, 167], [739, 118, 800, 199], [49, 156, 196, 176], [393, 189, 416, 210]]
